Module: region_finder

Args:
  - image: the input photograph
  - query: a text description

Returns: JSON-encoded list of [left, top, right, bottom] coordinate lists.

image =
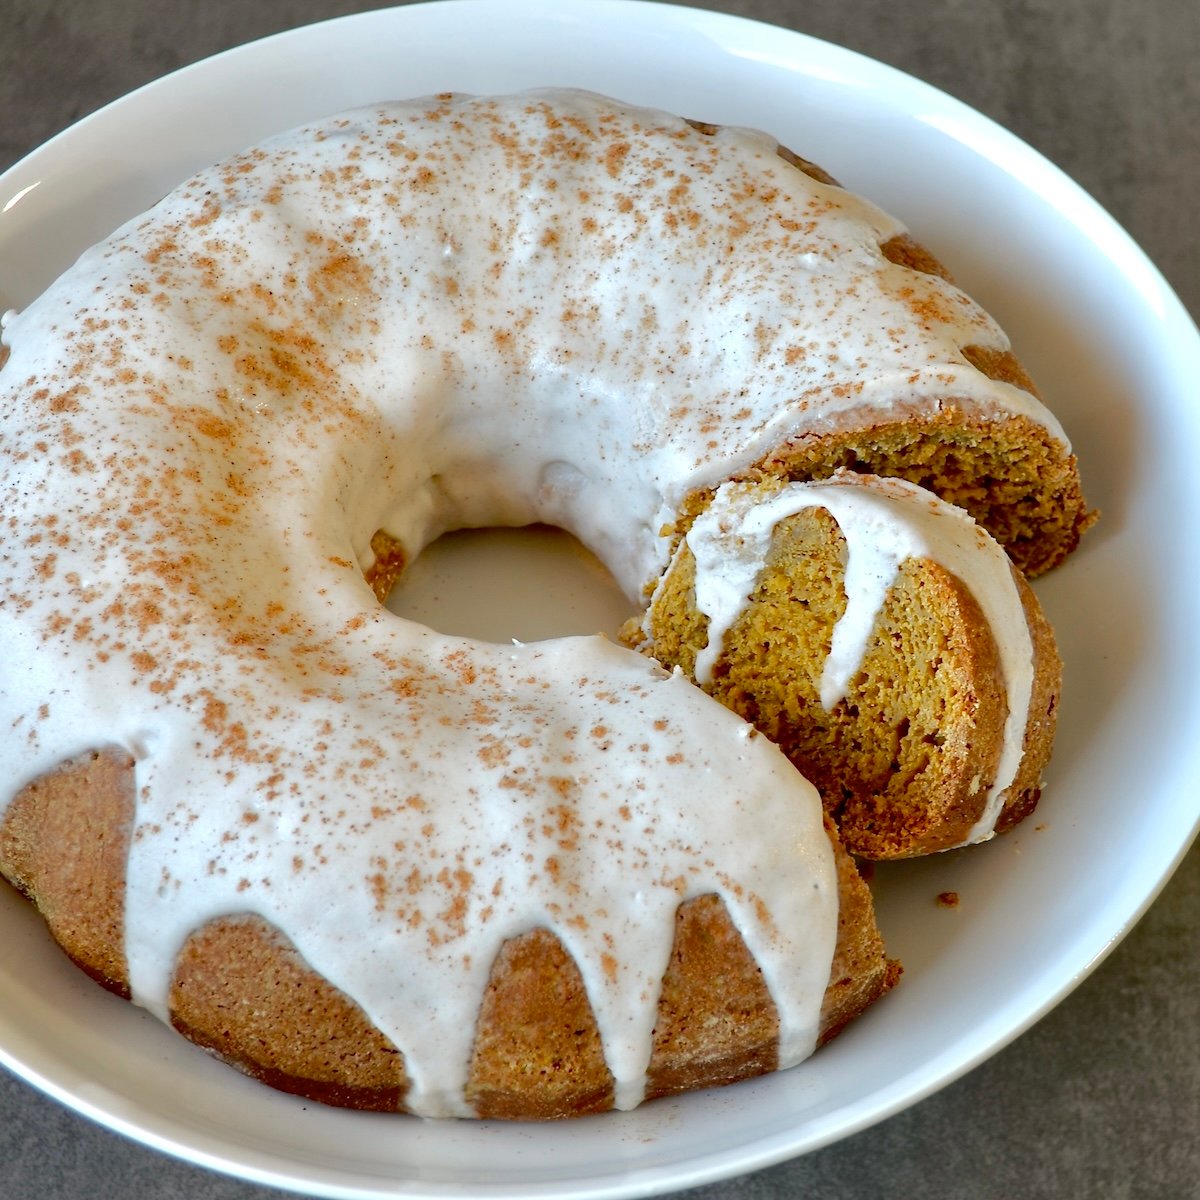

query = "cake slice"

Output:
[[630, 473, 1061, 858]]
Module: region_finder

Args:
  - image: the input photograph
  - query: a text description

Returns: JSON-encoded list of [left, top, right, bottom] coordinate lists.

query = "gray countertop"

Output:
[[1, 1, 1197, 1197]]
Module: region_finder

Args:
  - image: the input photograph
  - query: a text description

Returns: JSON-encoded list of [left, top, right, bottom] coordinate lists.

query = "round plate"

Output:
[[1, 2, 1198, 1197]]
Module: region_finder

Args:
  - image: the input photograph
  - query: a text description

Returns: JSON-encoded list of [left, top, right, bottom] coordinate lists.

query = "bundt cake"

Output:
[[0, 88, 1086, 1117]]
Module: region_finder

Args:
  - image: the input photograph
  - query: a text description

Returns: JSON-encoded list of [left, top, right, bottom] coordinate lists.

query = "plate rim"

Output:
[[1, 2, 1198, 1197]]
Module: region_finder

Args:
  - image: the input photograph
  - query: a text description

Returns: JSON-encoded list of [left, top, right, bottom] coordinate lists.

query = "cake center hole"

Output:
[[384, 525, 636, 644]]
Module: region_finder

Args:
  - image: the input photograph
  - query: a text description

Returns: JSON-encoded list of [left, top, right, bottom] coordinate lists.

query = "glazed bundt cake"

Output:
[[0, 89, 1087, 1117]]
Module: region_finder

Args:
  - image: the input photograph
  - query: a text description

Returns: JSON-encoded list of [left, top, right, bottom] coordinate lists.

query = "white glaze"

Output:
[[684, 475, 1036, 845], [0, 90, 1058, 1112]]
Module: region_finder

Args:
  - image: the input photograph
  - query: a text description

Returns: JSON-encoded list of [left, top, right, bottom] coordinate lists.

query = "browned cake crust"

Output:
[[0, 748, 897, 1117], [0, 747, 134, 998], [632, 496, 1061, 859]]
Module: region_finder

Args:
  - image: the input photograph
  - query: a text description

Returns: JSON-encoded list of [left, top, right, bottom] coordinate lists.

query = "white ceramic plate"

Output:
[[1, 2, 1198, 1197]]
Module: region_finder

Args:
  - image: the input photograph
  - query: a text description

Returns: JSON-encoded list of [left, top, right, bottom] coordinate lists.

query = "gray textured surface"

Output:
[[1, 1, 1197, 1197]]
